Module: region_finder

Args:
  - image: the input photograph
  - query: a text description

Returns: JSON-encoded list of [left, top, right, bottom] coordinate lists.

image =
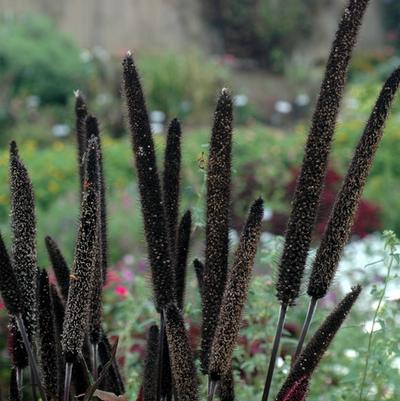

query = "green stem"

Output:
[[358, 254, 394, 400]]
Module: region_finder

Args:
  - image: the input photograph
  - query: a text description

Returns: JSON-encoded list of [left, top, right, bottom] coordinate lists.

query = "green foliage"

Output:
[[204, 0, 314, 71], [137, 52, 229, 122], [0, 14, 90, 105]]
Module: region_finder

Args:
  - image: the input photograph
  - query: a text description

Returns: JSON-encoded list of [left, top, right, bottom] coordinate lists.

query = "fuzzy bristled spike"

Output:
[[175, 210, 192, 310], [122, 52, 174, 310], [193, 259, 204, 298], [275, 286, 361, 400], [45, 235, 70, 301], [85, 115, 108, 283], [308, 66, 400, 300], [9, 368, 21, 401], [62, 137, 100, 363], [201, 88, 233, 371], [163, 118, 182, 256], [276, 0, 369, 305], [49, 285, 66, 399], [209, 198, 263, 380], [9, 141, 38, 339], [143, 325, 159, 401], [38, 270, 58, 400], [165, 303, 198, 401], [218, 369, 235, 401], [74, 90, 88, 196], [7, 323, 28, 371], [0, 233, 22, 315]]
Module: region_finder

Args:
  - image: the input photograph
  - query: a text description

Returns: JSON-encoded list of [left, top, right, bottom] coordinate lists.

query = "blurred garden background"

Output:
[[0, 0, 400, 399]]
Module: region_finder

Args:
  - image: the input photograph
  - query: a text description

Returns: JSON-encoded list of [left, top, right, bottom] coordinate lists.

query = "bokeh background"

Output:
[[0, 0, 400, 399]]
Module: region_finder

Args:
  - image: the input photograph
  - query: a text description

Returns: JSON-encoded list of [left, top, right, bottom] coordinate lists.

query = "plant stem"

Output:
[[293, 297, 318, 361], [64, 362, 73, 401], [91, 343, 98, 381], [359, 254, 394, 400], [16, 367, 23, 396], [261, 303, 288, 401], [207, 377, 219, 401], [15, 314, 47, 401]]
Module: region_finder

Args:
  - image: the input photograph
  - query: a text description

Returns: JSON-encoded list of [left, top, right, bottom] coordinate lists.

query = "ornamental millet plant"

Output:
[[0, 0, 399, 400]]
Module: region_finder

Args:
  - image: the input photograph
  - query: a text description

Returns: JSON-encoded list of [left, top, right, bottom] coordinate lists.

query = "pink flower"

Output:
[[115, 285, 129, 297], [105, 270, 121, 288]]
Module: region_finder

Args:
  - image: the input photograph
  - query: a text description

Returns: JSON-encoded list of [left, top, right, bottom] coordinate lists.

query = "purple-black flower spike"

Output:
[[38, 270, 58, 400], [143, 325, 159, 401], [85, 115, 108, 283], [276, 0, 370, 306], [165, 303, 198, 401], [175, 210, 192, 310], [275, 286, 362, 401], [193, 259, 204, 298], [62, 137, 100, 363], [209, 198, 263, 381], [74, 90, 88, 196], [163, 118, 182, 257], [7, 322, 28, 371], [9, 368, 21, 401], [45, 235, 70, 302], [308, 66, 400, 300], [218, 369, 235, 401], [122, 52, 174, 311], [201, 88, 233, 372], [9, 141, 38, 340], [49, 285, 66, 399], [0, 233, 22, 316]]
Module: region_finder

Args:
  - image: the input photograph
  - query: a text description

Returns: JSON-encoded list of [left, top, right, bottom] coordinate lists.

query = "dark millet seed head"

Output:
[[308, 66, 400, 299], [209, 198, 263, 379], [7, 320, 28, 369], [61, 138, 100, 362], [0, 233, 22, 315], [193, 259, 204, 299], [9, 141, 38, 339], [143, 325, 159, 401], [123, 52, 174, 311], [275, 376, 309, 401], [49, 285, 65, 398], [218, 369, 235, 401], [276, 0, 370, 305], [175, 210, 192, 310], [74, 90, 88, 195], [38, 270, 58, 400], [163, 118, 182, 258], [85, 116, 108, 282], [45, 235, 70, 301], [201, 88, 233, 371], [275, 286, 361, 400], [165, 303, 198, 401]]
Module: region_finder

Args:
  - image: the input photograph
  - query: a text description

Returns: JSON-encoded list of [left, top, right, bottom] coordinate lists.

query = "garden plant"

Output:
[[0, 0, 400, 400]]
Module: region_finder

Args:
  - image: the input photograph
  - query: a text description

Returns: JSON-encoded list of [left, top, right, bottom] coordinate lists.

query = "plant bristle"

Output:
[[62, 137, 99, 362], [163, 118, 182, 259], [9, 141, 38, 339], [122, 53, 174, 311], [38, 270, 58, 400], [276, 0, 370, 306], [45, 235, 70, 301], [143, 325, 159, 401], [275, 286, 361, 400], [175, 210, 192, 310], [165, 303, 198, 401], [0, 233, 22, 315], [201, 89, 233, 372], [209, 198, 263, 379], [308, 66, 400, 299]]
